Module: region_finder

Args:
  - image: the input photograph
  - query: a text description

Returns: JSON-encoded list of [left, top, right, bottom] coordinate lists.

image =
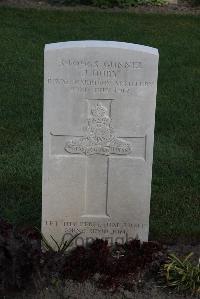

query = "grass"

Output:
[[0, 6, 199, 242]]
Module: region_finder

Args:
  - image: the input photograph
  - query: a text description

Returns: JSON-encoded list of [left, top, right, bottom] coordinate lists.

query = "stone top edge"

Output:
[[45, 40, 158, 56]]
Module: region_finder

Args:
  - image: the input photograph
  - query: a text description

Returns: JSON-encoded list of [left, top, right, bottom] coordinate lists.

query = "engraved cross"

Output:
[[51, 100, 145, 219]]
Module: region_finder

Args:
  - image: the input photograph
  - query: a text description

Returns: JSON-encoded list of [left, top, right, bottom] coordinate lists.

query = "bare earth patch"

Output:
[[11, 279, 200, 299], [0, 0, 200, 14]]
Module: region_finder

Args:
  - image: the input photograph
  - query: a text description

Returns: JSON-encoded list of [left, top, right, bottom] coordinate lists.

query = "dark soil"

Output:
[[0, 0, 200, 14], [8, 279, 200, 299], [0, 220, 199, 298]]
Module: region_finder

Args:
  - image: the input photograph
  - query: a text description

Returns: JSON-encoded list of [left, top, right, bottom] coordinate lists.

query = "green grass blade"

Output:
[[61, 232, 82, 253]]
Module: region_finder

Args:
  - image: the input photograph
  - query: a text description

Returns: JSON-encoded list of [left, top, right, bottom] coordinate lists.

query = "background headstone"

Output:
[[42, 41, 159, 247]]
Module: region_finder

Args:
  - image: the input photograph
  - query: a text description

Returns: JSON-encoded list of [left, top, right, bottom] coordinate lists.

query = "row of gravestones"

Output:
[[42, 40, 159, 247]]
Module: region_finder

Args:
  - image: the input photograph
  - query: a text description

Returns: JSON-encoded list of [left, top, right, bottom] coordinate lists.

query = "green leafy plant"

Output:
[[163, 252, 200, 295], [40, 231, 82, 253]]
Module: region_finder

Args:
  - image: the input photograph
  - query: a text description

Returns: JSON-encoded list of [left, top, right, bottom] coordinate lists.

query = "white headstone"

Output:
[[42, 41, 159, 247]]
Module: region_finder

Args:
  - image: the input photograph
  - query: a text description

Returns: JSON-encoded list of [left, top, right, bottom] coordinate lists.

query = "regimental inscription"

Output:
[[65, 103, 132, 156], [47, 78, 154, 96], [47, 57, 154, 96]]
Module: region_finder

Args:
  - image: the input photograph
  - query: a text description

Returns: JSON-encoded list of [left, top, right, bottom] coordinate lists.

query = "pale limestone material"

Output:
[[42, 40, 159, 247]]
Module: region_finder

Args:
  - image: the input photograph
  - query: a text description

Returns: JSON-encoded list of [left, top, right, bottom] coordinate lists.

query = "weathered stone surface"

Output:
[[42, 41, 159, 247]]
